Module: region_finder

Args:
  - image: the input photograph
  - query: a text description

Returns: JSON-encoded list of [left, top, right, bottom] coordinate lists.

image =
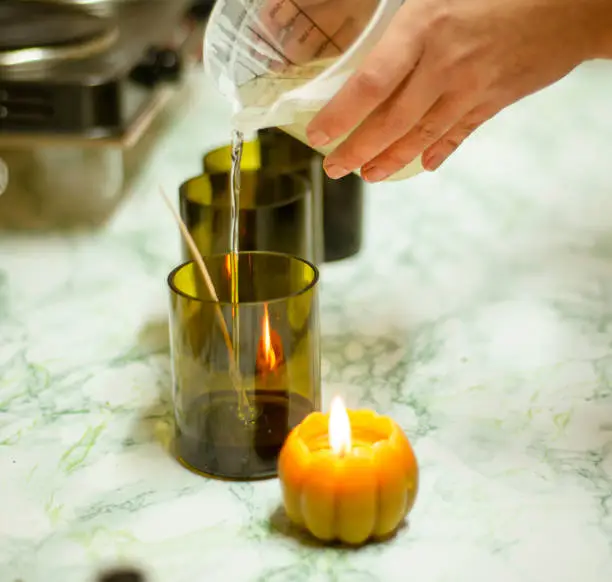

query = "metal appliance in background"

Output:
[[0, 0, 363, 263], [0, 0, 215, 227]]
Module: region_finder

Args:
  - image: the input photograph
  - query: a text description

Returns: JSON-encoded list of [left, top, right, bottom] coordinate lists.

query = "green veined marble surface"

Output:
[[1, 62, 612, 582]]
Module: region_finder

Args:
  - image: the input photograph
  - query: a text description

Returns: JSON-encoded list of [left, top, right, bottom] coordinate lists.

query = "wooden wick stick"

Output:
[[159, 187, 249, 412]]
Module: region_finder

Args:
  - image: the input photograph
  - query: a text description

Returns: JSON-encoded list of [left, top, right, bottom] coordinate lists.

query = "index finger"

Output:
[[305, 5, 423, 147]]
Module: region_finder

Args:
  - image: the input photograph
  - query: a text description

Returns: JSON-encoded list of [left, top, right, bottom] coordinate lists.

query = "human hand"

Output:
[[305, 0, 612, 181]]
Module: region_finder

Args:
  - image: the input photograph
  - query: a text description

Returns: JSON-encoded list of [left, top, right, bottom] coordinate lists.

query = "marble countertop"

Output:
[[2, 62, 612, 582]]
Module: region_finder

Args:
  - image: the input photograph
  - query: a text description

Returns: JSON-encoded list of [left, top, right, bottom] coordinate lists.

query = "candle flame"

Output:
[[257, 303, 282, 373], [262, 304, 277, 370], [329, 396, 352, 456]]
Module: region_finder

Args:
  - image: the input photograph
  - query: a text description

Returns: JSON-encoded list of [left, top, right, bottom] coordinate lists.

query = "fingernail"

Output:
[[362, 165, 389, 182], [324, 164, 349, 179], [424, 154, 444, 171], [308, 129, 330, 147]]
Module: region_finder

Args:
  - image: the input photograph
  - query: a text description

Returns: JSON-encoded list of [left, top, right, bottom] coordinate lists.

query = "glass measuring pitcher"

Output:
[[203, 0, 423, 181]]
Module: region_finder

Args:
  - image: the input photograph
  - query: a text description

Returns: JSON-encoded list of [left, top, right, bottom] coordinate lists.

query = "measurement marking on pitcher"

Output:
[[246, 25, 295, 66], [285, 0, 343, 52]]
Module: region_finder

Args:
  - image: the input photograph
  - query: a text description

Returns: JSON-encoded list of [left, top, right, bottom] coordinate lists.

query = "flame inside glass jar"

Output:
[[256, 304, 283, 374]]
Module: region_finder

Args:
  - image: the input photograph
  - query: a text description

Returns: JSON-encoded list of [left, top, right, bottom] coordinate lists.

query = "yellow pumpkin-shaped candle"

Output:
[[278, 397, 419, 545]]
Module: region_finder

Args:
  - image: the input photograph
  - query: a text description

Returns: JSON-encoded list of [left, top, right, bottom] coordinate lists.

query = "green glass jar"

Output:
[[201, 128, 364, 263], [167, 251, 321, 480], [179, 169, 316, 263]]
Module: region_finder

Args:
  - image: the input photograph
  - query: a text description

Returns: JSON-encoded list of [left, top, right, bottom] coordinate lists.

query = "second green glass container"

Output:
[[201, 128, 364, 263], [180, 167, 319, 263]]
